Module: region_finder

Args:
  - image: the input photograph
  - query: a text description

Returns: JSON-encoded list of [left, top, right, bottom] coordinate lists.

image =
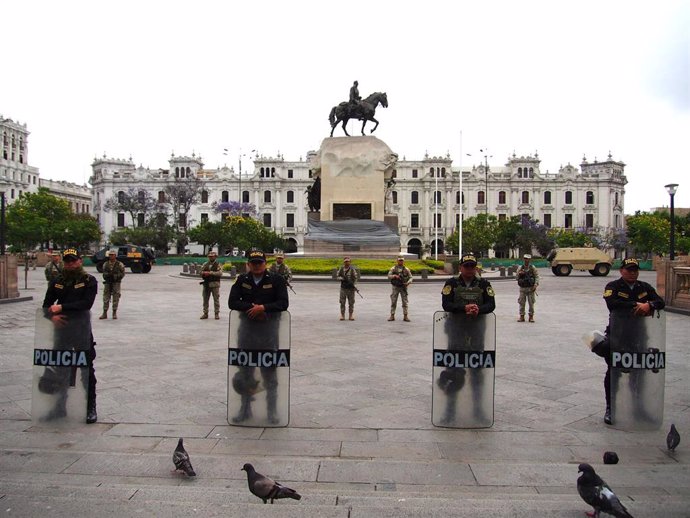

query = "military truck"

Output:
[[90, 244, 155, 273], [546, 247, 613, 276]]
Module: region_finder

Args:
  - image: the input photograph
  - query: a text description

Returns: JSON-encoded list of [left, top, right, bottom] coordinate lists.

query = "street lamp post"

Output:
[[224, 149, 256, 205], [665, 183, 679, 261]]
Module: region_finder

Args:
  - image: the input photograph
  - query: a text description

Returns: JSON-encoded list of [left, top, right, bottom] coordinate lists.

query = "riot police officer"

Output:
[[442, 255, 495, 316], [228, 249, 289, 424]]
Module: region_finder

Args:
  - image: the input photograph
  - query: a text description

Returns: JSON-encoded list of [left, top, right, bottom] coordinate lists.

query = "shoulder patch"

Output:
[[487, 286, 495, 297], [603, 289, 613, 297], [55, 283, 64, 289], [442, 285, 452, 296], [74, 282, 85, 289]]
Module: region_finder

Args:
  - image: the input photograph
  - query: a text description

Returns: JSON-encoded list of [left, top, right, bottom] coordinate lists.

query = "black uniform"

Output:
[[228, 271, 289, 423], [595, 277, 665, 412], [41, 269, 98, 419], [439, 276, 495, 423]]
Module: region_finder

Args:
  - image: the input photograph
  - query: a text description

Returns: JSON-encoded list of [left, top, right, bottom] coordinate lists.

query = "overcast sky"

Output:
[[2, 0, 688, 213]]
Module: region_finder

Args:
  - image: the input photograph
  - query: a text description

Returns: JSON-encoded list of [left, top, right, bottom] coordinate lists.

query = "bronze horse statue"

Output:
[[329, 92, 388, 137]]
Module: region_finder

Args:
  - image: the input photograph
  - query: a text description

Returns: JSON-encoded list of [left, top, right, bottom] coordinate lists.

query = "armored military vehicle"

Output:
[[90, 244, 155, 273], [546, 247, 613, 276]]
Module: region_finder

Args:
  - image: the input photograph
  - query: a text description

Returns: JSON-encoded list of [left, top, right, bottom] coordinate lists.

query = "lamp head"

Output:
[[665, 183, 679, 196]]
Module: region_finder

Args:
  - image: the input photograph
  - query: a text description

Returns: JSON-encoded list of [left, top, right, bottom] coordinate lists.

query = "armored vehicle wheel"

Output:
[[552, 266, 561, 276], [130, 263, 144, 273], [95, 262, 104, 273], [142, 263, 152, 273], [594, 263, 610, 276], [557, 264, 572, 276]]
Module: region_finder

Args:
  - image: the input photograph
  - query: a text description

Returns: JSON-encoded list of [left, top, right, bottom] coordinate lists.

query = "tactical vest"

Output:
[[454, 284, 484, 306], [517, 266, 536, 288]]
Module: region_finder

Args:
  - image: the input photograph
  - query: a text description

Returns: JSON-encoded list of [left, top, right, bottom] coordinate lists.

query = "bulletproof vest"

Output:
[[517, 266, 536, 287], [454, 283, 484, 306]]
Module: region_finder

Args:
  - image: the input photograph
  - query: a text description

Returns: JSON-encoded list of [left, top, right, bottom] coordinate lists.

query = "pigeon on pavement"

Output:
[[667, 423, 680, 452], [173, 438, 196, 477], [242, 463, 301, 504], [577, 463, 633, 518]]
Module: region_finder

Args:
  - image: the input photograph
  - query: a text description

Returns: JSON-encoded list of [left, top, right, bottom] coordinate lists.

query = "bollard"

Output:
[[230, 266, 237, 279], [182, 263, 189, 273], [499, 266, 506, 277], [491, 262, 496, 271], [421, 269, 429, 280]]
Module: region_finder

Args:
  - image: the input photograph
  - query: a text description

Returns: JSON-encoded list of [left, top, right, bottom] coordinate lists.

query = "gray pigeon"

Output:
[[242, 463, 301, 504], [667, 423, 680, 452], [173, 438, 196, 476], [577, 463, 633, 518]]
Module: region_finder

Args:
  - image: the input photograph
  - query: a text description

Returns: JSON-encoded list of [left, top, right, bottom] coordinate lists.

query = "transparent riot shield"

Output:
[[32, 308, 91, 424], [432, 311, 496, 428], [227, 311, 290, 427], [609, 311, 665, 431]]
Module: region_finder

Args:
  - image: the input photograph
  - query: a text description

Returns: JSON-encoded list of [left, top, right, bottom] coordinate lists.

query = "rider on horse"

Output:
[[349, 81, 361, 111]]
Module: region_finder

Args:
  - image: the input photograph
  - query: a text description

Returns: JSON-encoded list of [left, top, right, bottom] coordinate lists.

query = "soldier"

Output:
[[269, 253, 293, 288], [200, 250, 223, 320], [516, 254, 539, 322], [228, 249, 289, 424], [337, 257, 360, 321], [387, 256, 412, 321], [587, 258, 665, 425], [44, 251, 63, 283], [41, 248, 98, 424], [100, 249, 125, 320]]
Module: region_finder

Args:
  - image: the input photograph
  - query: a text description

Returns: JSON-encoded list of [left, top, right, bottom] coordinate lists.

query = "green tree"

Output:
[[188, 221, 226, 255], [494, 216, 522, 257], [548, 228, 593, 248], [626, 211, 670, 258], [458, 214, 498, 256], [163, 176, 205, 253], [6, 189, 73, 250], [224, 216, 285, 253], [63, 214, 102, 250], [103, 187, 160, 227]]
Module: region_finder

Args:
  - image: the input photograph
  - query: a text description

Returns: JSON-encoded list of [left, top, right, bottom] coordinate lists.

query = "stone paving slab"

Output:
[[318, 459, 477, 485], [103, 423, 214, 438]]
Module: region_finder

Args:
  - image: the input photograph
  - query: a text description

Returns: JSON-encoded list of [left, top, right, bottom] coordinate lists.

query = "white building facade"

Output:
[[0, 115, 40, 203], [90, 150, 627, 256]]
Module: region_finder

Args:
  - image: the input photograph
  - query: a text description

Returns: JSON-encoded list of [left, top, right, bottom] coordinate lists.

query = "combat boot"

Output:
[[604, 406, 612, 425], [349, 312, 355, 321], [340, 312, 345, 321], [517, 315, 525, 322], [388, 314, 395, 321], [112, 311, 117, 320], [99, 313, 107, 320], [200, 314, 208, 320], [215, 313, 220, 320], [86, 398, 97, 424], [403, 313, 410, 322], [528, 315, 534, 323]]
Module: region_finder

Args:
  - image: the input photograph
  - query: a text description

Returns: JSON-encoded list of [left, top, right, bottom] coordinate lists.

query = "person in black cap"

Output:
[[228, 248, 289, 424], [587, 257, 664, 425], [442, 254, 495, 316], [41, 248, 99, 423]]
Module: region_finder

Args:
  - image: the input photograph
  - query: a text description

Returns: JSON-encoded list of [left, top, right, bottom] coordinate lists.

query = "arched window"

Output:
[[565, 191, 573, 204], [441, 167, 446, 177], [544, 191, 552, 205], [158, 191, 165, 203], [201, 190, 209, 203], [462, 192, 465, 204], [521, 191, 530, 204], [411, 191, 419, 204], [264, 190, 272, 203], [117, 191, 125, 203], [260, 167, 265, 177], [586, 191, 594, 204], [529, 167, 534, 177], [499, 191, 506, 204], [222, 191, 229, 203], [518, 167, 523, 177], [478, 191, 485, 205], [186, 166, 191, 177], [138, 190, 146, 204], [287, 190, 294, 203], [242, 191, 249, 203], [430, 167, 434, 175], [175, 167, 179, 177], [271, 167, 275, 176]]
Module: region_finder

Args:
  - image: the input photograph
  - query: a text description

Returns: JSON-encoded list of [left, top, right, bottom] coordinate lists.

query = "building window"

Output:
[[179, 213, 186, 228], [263, 213, 272, 227], [585, 213, 594, 228], [565, 191, 573, 204], [518, 167, 523, 177], [434, 213, 442, 228], [615, 214, 620, 228], [455, 191, 461, 204], [411, 213, 419, 228], [564, 214, 573, 228], [286, 213, 295, 228], [412, 169, 418, 178], [544, 191, 552, 205], [586, 191, 594, 204], [615, 192, 619, 205], [201, 213, 208, 223], [287, 190, 294, 203], [137, 213, 145, 227], [287, 169, 293, 178], [264, 190, 272, 203], [392, 191, 398, 205], [201, 190, 209, 203], [117, 213, 125, 227], [411, 191, 419, 204], [498, 191, 506, 204], [392, 170, 397, 178], [434, 191, 442, 204], [498, 213, 506, 222], [478, 191, 485, 205], [242, 191, 249, 203], [543, 213, 552, 228], [222, 191, 229, 203], [118, 191, 125, 203], [158, 191, 166, 203], [521, 191, 529, 204]]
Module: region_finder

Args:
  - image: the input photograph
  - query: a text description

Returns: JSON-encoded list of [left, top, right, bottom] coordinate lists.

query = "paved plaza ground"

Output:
[[0, 264, 688, 516]]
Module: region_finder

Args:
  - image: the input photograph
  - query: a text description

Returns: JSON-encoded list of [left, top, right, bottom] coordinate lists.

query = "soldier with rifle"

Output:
[[269, 253, 295, 294], [387, 256, 412, 322], [200, 250, 223, 320], [99, 249, 125, 320], [337, 257, 361, 321]]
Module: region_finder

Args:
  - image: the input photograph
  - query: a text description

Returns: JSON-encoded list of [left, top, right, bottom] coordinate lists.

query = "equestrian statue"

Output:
[[329, 80, 388, 137]]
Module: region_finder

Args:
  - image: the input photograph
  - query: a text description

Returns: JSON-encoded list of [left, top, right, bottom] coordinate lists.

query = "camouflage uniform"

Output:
[[517, 263, 539, 321], [269, 261, 293, 286], [44, 259, 63, 283], [200, 257, 223, 319], [387, 261, 412, 321], [100, 259, 126, 319], [337, 262, 360, 320]]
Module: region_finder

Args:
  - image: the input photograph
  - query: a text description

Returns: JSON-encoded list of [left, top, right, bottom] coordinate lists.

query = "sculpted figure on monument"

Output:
[[307, 177, 321, 212], [329, 81, 388, 137]]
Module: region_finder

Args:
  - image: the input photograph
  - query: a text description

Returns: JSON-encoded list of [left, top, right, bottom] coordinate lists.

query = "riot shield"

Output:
[[227, 311, 290, 427], [609, 311, 665, 431], [32, 308, 91, 424], [432, 311, 496, 428]]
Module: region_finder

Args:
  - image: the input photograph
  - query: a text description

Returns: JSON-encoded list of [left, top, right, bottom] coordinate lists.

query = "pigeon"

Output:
[[577, 463, 633, 518], [172, 438, 196, 476], [667, 423, 680, 452], [241, 463, 301, 504]]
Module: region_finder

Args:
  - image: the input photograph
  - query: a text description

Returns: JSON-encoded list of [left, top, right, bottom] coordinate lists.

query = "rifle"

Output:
[[354, 285, 364, 299], [286, 282, 297, 295]]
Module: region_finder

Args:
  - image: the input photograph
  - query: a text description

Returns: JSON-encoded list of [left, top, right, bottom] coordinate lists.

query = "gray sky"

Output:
[[2, 0, 688, 213]]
